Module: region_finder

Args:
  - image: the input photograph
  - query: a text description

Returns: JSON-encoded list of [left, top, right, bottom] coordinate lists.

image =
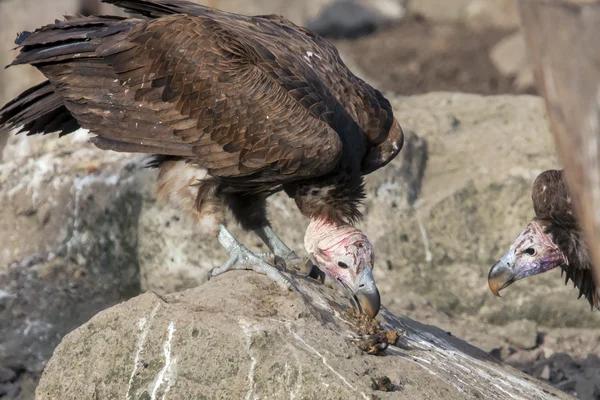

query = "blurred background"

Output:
[[0, 0, 598, 399]]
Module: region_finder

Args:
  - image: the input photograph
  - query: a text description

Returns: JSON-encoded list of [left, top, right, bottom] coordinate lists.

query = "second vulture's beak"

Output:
[[488, 252, 517, 297], [352, 267, 381, 319]]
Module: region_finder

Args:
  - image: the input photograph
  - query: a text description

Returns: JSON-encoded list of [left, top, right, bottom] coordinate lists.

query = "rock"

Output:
[[408, 0, 472, 24], [0, 365, 16, 383], [506, 352, 600, 400], [408, 0, 520, 30], [35, 273, 569, 400], [306, 0, 405, 39], [490, 32, 527, 76], [490, 32, 534, 91], [540, 365, 551, 380], [0, 131, 144, 398], [464, 0, 520, 31], [496, 320, 539, 349], [191, 0, 404, 29], [332, 15, 522, 96]]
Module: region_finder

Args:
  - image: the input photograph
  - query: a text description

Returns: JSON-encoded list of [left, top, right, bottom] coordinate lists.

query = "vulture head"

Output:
[[488, 169, 599, 309], [305, 218, 380, 318]]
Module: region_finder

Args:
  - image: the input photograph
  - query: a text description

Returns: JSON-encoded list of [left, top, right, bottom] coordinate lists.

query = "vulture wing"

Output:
[[2, 0, 402, 186], [7, 13, 345, 183], [103, 0, 400, 157]]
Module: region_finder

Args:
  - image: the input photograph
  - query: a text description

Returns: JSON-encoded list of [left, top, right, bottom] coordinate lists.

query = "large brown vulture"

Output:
[[0, 0, 404, 318], [488, 169, 599, 309]]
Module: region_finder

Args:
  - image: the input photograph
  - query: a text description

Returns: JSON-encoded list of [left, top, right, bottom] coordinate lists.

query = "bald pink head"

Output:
[[304, 217, 380, 318]]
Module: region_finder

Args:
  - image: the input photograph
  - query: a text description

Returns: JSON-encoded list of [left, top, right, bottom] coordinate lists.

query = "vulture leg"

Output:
[[208, 225, 292, 290], [253, 226, 336, 286], [253, 225, 313, 273]]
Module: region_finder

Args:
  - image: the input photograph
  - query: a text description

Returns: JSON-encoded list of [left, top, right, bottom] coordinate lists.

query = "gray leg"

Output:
[[253, 225, 313, 274], [208, 225, 291, 290], [253, 225, 298, 260]]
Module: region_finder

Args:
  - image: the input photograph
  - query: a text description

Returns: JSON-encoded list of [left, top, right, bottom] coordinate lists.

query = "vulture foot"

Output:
[[253, 225, 314, 275], [209, 225, 292, 290]]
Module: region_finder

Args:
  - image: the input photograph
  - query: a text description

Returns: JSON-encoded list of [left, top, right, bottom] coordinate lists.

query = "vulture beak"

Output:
[[352, 267, 381, 319], [488, 251, 517, 297]]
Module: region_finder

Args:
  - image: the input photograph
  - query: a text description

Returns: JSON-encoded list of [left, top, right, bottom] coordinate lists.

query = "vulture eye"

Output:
[[524, 247, 536, 256], [337, 261, 349, 269]]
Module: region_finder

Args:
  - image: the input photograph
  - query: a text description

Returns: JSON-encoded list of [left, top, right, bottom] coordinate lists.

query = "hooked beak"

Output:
[[488, 251, 516, 297], [352, 267, 381, 318]]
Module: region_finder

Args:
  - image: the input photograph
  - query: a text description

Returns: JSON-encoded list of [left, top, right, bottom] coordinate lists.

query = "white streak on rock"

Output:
[[414, 201, 432, 263], [0, 290, 15, 300], [287, 346, 302, 400], [387, 347, 437, 376], [411, 355, 432, 364], [151, 321, 177, 400], [396, 325, 544, 399], [238, 319, 260, 400], [161, 357, 177, 400], [126, 303, 160, 400]]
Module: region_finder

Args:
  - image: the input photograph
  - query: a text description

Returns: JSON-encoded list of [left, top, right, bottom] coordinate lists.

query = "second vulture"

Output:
[[0, 0, 405, 317], [489, 169, 599, 310]]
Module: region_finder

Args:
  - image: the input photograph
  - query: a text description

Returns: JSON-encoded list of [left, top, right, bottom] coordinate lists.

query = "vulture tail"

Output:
[[10, 15, 132, 68], [1, 15, 132, 137], [0, 80, 80, 136]]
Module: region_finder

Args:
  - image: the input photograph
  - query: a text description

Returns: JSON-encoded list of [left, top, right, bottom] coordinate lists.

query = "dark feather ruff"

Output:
[[533, 169, 599, 309]]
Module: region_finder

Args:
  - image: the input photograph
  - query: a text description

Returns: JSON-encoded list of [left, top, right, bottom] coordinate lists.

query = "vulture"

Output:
[[488, 169, 599, 310], [0, 0, 404, 318]]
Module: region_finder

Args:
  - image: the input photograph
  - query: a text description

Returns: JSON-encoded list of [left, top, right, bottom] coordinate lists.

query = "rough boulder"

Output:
[[36, 272, 568, 400]]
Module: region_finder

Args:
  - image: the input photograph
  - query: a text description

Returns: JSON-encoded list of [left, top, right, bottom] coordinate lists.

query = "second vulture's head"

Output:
[[304, 218, 380, 318], [488, 219, 566, 294], [488, 169, 599, 309]]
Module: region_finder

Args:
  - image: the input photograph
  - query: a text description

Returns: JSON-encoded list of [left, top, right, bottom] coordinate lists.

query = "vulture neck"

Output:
[[542, 218, 599, 309]]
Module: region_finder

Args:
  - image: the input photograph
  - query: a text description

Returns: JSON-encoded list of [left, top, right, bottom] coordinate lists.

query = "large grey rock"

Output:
[[35, 272, 569, 400], [490, 32, 534, 91]]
